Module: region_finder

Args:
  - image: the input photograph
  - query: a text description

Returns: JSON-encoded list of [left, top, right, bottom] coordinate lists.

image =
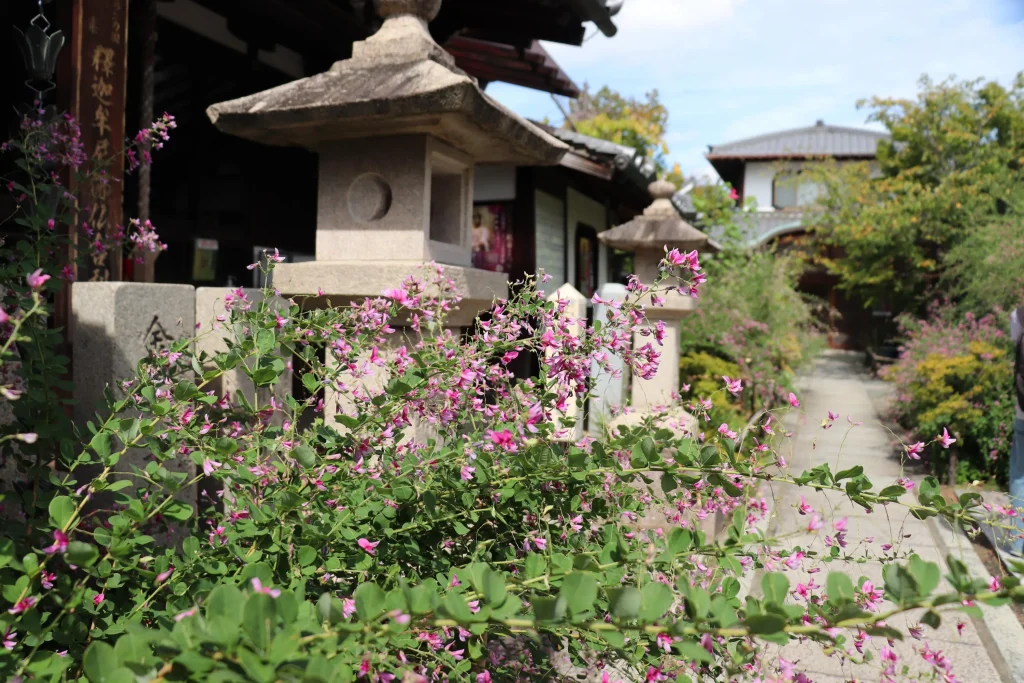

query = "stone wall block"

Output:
[[72, 282, 197, 506]]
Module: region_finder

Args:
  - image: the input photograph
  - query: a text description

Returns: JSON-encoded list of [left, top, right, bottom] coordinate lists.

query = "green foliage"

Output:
[[567, 84, 678, 178], [807, 73, 1024, 311], [680, 247, 823, 420], [0, 108, 1012, 683], [884, 303, 1014, 483]]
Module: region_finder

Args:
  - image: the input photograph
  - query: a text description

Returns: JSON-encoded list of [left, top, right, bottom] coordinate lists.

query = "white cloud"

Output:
[[487, 0, 1024, 181]]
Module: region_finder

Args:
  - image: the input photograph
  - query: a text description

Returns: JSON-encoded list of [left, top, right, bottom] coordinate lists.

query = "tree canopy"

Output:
[[807, 74, 1024, 312]]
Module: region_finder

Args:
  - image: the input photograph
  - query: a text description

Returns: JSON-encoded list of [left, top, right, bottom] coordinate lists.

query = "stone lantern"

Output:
[[599, 179, 719, 410], [206, 0, 567, 325]]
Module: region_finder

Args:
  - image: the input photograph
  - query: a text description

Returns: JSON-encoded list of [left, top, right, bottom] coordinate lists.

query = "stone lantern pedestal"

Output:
[[206, 0, 566, 325], [599, 180, 719, 413]]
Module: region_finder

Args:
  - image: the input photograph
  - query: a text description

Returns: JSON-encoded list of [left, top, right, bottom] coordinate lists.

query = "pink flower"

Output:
[[477, 672, 492, 683], [798, 497, 812, 515], [358, 538, 380, 555], [788, 392, 800, 408], [722, 376, 743, 396], [717, 423, 738, 440], [40, 571, 56, 590], [0, 308, 7, 325], [460, 466, 475, 481], [833, 517, 848, 532], [906, 441, 925, 459], [93, 593, 104, 606], [43, 530, 68, 555], [2, 627, 16, 650], [486, 429, 515, 450], [806, 515, 823, 532], [15, 433, 37, 444], [156, 567, 174, 583], [728, 187, 739, 201], [342, 598, 356, 618], [250, 578, 281, 598], [174, 607, 197, 622], [938, 427, 956, 449], [990, 576, 1001, 591], [27, 268, 50, 290], [202, 459, 222, 476]]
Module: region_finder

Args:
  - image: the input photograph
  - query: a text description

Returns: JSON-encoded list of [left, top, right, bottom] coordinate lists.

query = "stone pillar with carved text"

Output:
[[70, 0, 130, 282]]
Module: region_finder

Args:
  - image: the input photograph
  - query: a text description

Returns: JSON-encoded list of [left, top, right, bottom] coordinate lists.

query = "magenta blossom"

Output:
[[27, 268, 50, 290], [358, 538, 380, 555], [2, 627, 15, 651], [251, 578, 281, 598], [8, 597, 36, 615], [722, 375, 743, 396], [938, 427, 956, 449], [788, 392, 800, 408], [906, 441, 925, 460], [43, 529, 68, 555], [460, 465, 475, 481]]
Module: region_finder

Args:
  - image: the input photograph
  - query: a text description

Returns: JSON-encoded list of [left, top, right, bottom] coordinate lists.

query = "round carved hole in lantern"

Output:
[[347, 173, 393, 222]]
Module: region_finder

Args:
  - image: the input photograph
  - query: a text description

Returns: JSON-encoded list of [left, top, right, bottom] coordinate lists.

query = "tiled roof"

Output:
[[706, 123, 887, 159]]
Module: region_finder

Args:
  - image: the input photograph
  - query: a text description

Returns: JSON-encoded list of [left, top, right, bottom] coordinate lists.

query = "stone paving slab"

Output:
[[763, 352, 1011, 683]]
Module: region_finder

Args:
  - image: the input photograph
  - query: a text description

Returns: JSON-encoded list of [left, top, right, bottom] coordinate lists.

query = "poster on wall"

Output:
[[192, 238, 219, 281], [471, 203, 513, 273]]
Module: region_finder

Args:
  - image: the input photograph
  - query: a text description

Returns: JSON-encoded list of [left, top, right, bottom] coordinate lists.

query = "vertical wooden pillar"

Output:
[[68, 0, 130, 283], [134, 0, 158, 283]]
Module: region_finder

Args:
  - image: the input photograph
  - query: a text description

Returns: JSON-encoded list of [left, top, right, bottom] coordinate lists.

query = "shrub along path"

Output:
[[763, 351, 1017, 682]]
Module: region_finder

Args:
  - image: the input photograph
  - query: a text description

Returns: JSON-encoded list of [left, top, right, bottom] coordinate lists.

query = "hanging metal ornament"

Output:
[[13, 0, 65, 101]]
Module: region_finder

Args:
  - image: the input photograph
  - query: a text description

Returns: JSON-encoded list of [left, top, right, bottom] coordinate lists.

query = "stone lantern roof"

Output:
[[206, 0, 567, 165], [599, 180, 720, 253]]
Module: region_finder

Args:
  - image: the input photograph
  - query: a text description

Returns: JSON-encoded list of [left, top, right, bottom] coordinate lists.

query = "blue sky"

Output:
[[487, 0, 1024, 181]]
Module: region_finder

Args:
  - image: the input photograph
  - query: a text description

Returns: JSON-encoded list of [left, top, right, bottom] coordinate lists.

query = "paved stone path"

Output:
[[763, 352, 1016, 683]]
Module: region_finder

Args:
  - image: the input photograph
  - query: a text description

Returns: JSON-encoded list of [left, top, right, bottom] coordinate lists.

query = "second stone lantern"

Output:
[[599, 179, 720, 411], [206, 0, 567, 325]]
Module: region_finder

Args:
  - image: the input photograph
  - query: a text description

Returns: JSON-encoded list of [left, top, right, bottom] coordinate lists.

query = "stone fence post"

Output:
[[588, 282, 627, 435], [72, 282, 196, 503], [546, 283, 587, 442]]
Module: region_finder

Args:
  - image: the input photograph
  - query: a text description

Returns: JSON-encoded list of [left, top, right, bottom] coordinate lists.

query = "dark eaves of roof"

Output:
[[540, 124, 657, 192], [563, 0, 624, 37]]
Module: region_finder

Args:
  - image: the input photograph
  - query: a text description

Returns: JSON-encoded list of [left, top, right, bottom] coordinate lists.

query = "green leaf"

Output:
[[90, 432, 112, 457], [0, 538, 13, 569], [826, 572, 855, 605], [354, 582, 386, 621], [163, 500, 193, 521], [920, 609, 941, 628], [297, 546, 317, 567], [66, 541, 99, 567], [668, 528, 692, 554], [883, 564, 919, 604], [206, 584, 244, 619], [215, 437, 239, 457], [639, 581, 673, 622], [677, 640, 713, 664], [302, 373, 319, 393], [560, 572, 598, 615], [908, 555, 940, 596], [761, 572, 789, 605], [114, 633, 149, 664], [256, 329, 276, 354], [469, 565, 507, 607], [608, 586, 642, 620], [83, 642, 118, 683], [242, 592, 276, 651], [531, 595, 567, 623], [48, 496, 76, 529], [291, 445, 317, 469], [743, 613, 787, 635], [317, 593, 345, 625], [835, 465, 864, 481]]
